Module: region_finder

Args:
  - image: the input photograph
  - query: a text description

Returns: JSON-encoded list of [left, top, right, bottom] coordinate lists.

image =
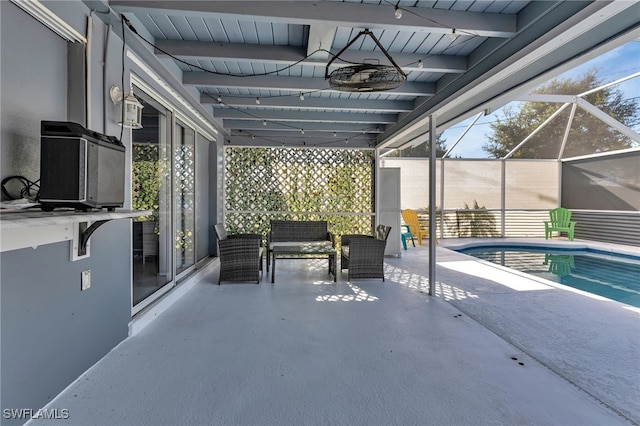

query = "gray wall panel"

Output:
[[0, 220, 131, 424], [0, 2, 68, 185], [0, 2, 132, 422]]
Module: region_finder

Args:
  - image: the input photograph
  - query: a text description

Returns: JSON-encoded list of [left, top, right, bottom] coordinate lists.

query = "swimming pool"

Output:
[[457, 245, 640, 308]]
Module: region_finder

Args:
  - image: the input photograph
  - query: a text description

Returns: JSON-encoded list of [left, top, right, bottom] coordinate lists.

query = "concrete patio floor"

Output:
[[36, 239, 639, 426]]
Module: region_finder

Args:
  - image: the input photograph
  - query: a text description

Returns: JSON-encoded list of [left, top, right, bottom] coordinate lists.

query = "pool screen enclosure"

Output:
[[562, 150, 640, 211]]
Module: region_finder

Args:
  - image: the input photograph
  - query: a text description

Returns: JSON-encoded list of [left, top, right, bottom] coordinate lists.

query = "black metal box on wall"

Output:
[[39, 121, 125, 211]]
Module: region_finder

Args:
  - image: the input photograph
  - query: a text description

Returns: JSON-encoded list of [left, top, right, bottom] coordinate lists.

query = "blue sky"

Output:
[[441, 41, 640, 158]]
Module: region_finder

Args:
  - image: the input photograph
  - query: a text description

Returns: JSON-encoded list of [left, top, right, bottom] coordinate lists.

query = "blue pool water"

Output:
[[457, 246, 640, 308]]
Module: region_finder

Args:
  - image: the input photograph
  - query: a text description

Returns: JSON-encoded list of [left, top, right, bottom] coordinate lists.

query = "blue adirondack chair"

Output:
[[400, 224, 415, 250], [544, 207, 576, 241]]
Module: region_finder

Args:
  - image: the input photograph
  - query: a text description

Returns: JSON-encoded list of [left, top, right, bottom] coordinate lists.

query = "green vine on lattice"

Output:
[[224, 147, 374, 239]]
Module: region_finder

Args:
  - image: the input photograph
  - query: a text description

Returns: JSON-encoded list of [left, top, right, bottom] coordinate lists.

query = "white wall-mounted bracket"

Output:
[[70, 219, 109, 261]]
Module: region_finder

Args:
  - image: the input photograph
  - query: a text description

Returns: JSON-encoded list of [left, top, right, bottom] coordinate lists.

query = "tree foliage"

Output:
[[483, 69, 639, 158], [387, 134, 448, 157]]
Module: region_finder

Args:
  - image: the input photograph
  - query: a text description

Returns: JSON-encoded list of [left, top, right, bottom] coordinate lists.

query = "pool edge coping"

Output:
[[439, 238, 640, 259]]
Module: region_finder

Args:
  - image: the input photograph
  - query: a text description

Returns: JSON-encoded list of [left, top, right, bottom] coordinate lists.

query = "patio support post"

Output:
[[375, 148, 380, 231], [428, 115, 436, 296], [501, 159, 506, 237], [439, 157, 445, 241], [558, 159, 563, 209]]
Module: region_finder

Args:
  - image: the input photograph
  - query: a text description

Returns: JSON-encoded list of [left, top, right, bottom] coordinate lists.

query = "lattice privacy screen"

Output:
[[224, 147, 375, 238]]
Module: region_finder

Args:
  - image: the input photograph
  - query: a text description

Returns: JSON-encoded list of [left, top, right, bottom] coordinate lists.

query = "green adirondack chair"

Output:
[[544, 207, 576, 241], [543, 253, 575, 276]]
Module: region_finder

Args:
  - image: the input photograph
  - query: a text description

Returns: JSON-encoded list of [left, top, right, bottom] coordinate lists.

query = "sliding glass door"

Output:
[[131, 94, 173, 307], [130, 83, 213, 311], [175, 121, 196, 276]]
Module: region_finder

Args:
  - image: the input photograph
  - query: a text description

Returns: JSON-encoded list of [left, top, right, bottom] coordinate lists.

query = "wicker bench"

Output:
[[266, 220, 335, 273]]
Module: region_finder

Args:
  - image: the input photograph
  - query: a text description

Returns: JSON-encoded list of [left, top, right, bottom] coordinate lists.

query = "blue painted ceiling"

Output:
[[106, 0, 640, 149]]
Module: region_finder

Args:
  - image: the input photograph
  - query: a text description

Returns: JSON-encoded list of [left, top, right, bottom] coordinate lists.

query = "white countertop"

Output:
[[0, 209, 151, 229], [0, 209, 150, 229], [0, 209, 152, 254]]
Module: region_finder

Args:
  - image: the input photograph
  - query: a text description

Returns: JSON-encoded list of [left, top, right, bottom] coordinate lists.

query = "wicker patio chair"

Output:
[[214, 224, 263, 284], [340, 224, 391, 281]]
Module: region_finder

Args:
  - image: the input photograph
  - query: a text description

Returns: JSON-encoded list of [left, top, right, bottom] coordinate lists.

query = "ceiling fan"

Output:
[[325, 29, 407, 92]]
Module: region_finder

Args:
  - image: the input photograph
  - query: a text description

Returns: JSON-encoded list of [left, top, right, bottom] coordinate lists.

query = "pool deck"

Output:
[[435, 238, 640, 424], [36, 238, 639, 425]]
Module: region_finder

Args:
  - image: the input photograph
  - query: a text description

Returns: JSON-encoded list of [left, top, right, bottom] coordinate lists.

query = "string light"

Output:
[[123, 5, 477, 89], [181, 11, 477, 143]]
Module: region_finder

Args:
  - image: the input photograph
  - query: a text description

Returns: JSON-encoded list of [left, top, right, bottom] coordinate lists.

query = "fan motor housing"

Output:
[[328, 64, 406, 92], [325, 29, 407, 92]]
